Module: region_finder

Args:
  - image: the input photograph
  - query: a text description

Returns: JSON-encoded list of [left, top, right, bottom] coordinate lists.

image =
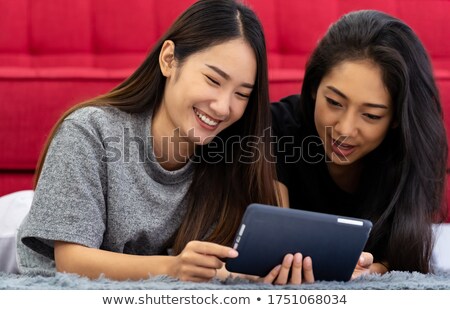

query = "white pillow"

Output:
[[432, 223, 450, 271], [0, 190, 34, 273]]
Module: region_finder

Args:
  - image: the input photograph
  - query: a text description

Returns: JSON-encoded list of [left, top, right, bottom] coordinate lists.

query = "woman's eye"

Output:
[[326, 97, 341, 107], [236, 92, 250, 99], [206, 76, 220, 86], [364, 114, 382, 120]]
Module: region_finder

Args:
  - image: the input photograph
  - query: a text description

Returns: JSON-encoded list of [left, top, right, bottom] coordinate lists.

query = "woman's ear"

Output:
[[159, 40, 175, 77]]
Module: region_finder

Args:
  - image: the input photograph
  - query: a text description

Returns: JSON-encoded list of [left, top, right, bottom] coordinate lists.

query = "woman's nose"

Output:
[[210, 93, 231, 119], [334, 112, 357, 137]]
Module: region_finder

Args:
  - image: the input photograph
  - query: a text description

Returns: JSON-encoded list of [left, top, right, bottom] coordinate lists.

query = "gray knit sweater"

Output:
[[17, 106, 194, 275]]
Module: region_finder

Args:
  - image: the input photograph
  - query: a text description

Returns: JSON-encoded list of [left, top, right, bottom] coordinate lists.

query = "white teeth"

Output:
[[195, 109, 219, 127], [333, 139, 353, 149], [337, 143, 352, 149], [338, 145, 352, 149]]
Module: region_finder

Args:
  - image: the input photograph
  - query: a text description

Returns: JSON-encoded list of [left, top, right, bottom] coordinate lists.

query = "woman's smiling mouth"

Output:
[[194, 107, 220, 129], [331, 137, 356, 157]]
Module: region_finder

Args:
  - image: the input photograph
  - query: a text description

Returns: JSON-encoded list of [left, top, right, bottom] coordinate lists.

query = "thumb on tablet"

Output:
[[187, 240, 238, 259], [358, 251, 373, 268]]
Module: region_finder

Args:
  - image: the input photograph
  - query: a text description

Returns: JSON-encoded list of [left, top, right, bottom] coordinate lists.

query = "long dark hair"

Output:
[[35, 0, 278, 254], [298, 10, 447, 272]]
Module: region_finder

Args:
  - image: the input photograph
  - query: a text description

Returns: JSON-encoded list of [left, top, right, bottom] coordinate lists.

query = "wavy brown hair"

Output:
[[34, 0, 278, 254]]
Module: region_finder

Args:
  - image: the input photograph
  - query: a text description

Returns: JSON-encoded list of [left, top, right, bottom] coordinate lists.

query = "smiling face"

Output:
[[155, 38, 256, 148], [314, 60, 394, 170]]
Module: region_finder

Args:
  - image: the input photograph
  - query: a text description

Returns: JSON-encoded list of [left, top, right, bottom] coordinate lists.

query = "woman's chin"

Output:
[[197, 136, 216, 145]]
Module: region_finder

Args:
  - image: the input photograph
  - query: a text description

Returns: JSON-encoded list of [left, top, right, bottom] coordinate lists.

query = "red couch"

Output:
[[1, 0, 449, 220]]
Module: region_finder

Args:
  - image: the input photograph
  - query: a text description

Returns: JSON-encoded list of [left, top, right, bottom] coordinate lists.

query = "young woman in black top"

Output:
[[272, 10, 448, 275]]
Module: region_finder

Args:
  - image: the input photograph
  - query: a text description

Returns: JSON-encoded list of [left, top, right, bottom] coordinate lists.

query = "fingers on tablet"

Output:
[[187, 240, 238, 259], [289, 253, 303, 284], [359, 252, 374, 267], [303, 256, 315, 283], [274, 254, 294, 285], [263, 265, 282, 284], [263, 253, 316, 285]]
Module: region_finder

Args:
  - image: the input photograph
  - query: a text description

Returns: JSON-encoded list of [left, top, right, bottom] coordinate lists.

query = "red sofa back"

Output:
[[1, 0, 449, 221], [2, 0, 448, 79], [0, 0, 197, 68]]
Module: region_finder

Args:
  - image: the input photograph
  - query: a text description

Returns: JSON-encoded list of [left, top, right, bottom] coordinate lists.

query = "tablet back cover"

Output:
[[226, 203, 372, 281]]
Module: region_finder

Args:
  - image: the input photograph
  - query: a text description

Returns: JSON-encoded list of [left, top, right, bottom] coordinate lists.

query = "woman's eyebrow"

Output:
[[363, 103, 388, 109], [326, 85, 388, 109], [326, 85, 348, 99], [206, 64, 253, 89]]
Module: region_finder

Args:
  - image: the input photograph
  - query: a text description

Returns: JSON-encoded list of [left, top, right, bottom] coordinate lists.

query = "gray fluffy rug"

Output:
[[1, 270, 450, 290]]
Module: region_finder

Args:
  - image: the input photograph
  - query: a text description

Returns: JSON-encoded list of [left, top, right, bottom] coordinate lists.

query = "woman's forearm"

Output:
[[54, 241, 175, 280]]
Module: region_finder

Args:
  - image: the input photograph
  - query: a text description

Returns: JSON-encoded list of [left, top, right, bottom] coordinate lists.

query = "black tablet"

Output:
[[226, 203, 373, 282]]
